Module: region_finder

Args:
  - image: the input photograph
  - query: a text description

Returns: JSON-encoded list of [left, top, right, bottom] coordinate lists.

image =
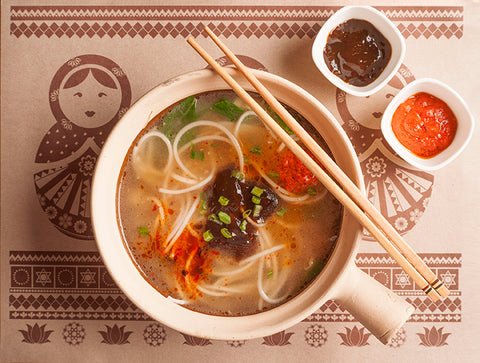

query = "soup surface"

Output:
[[117, 91, 343, 316]]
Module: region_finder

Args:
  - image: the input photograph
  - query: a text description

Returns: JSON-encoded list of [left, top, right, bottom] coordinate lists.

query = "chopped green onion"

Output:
[[203, 230, 214, 242], [268, 172, 279, 179], [199, 199, 207, 215], [218, 211, 231, 224], [190, 149, 205, 161], [276, 207, 287, 218], [250, 145, 262, 155], [243, 154, 250, 164], [239, 219, 247, 231], [251, 186, 264, 197], [137, 225, 149, 237], [218, 196, 229, 206], [210, 143, 218, 148], [253, 204, 263, 217], [208, 214, 222, 225], [231, 170, 244, 180], [242, 209, 252, 219], [307, 187, 317, 196], [267, 270, 273, 278], [221, 228, 232, 238], [251, 195, 261, 205]]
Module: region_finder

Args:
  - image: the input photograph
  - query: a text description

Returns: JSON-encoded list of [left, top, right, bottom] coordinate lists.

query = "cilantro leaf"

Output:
[[211, 98, 245, 121]]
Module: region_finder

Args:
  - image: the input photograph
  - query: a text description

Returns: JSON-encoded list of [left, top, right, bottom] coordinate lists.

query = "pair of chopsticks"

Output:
[[187, 27, 449, 302]]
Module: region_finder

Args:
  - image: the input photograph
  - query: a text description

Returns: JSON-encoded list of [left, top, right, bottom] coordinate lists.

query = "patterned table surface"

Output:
[[1, 0, 479, 362]]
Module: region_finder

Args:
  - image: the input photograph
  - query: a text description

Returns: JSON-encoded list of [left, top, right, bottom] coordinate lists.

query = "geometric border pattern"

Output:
[[9, 251, 461, 322], [10, 6, 463, 39]]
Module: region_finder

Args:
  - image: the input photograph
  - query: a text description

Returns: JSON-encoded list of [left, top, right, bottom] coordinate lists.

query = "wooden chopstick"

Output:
[[187, 29, 448, 302]]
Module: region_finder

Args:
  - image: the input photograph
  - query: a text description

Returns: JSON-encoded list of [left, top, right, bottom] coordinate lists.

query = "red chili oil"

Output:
[[391, 92, 457, 158]]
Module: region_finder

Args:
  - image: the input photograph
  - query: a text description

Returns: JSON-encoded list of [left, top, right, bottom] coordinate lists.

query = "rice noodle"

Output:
[[133, 130, 173, 172], [171, 173, 198, 185], [173, 120, 244, 176], [158, 170, 214, 195], [164, 197, 200, 255], [234, 110, 257, 136], [257, 258, 287, 304], [240, 244, 285, 265]]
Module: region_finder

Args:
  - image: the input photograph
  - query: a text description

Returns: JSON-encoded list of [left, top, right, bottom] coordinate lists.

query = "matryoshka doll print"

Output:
[[34, 54, 131, 239], [336, 64, 434, 239]]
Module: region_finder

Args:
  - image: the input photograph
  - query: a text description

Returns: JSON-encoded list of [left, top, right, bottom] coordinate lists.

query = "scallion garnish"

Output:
[[250, 145, 262, 155], [218, 211, 231, 224], [199, 199, 207, 214], [218, 196, 229, 206], [221, 228, 232, 238], [251, 195, 261, 205], [253, 204, 263, 217], [231, 170, 244, 180], [203, 230, 214, 242], [307, 187, 317, 196], [137, 225, 150, 237], [208, 214, 222, 225], [239, 219, 247, 231], [242, 209, 252, 219], [251, 186, 264, 197], [211, 143, 218, 148], [190, 149, 205, 161], [267, 270, 273, 278], [268, 172, 279, 179], [276, 207, 287, 218]]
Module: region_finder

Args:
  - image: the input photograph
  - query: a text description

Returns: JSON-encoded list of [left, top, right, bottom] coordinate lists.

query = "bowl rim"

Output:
[[91, 68, 364, 340], [312, 5, 406, 97], [380, 77, 475, 171]]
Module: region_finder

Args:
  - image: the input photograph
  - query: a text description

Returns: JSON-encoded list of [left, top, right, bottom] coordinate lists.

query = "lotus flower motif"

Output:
[[338, 326, 371, 346], [417, 326, 451, 347], [98, 324, 133, 345], [19, 323, 53, 344], [181, 333, 212, 346], [262, 331, 294, 346]]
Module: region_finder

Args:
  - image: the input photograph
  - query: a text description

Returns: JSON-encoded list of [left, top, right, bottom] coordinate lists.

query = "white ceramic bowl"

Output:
[[312, 6, 406, 97], [381, 78, 475, 170], [92, 68, 413, 342]]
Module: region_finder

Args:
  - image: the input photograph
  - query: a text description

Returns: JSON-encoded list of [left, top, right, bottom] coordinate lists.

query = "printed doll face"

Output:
[[344, 88, 397, 129], [59, 69, 122, 128]]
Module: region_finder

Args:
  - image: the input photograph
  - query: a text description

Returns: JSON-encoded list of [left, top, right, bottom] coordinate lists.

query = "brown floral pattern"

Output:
[[143, 323, 167, 347], [304, 324, 328, 347], [227, 340, 245, 348], [181, 334, 212, 346], [417, 326, 451, 347], [388, 327, 407, 348], [262, 330, 294, 346], [98, 324, 133, 345], [19, 323, 53, 344], [338, 326, 371, 346], [63, 322, 85, 345]]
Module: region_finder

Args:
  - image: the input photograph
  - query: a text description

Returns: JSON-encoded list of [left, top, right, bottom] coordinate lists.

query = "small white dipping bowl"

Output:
[[312, 6, 406, 97], [381, 78, 475, 171]]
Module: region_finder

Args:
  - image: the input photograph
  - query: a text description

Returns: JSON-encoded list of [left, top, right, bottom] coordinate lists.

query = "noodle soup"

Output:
[[117, 91, 342, 316]]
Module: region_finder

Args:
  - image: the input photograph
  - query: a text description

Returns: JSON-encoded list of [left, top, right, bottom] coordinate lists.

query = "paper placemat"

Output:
[[2, 1, 479, 362]]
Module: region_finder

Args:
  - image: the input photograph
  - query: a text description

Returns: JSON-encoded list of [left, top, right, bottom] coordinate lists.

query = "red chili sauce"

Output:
[[391, 92, 457, 158], [323, 19, 392, 87]]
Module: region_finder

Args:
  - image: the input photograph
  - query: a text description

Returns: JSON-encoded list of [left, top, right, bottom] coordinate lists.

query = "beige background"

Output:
[[1, 0, 480, 362]]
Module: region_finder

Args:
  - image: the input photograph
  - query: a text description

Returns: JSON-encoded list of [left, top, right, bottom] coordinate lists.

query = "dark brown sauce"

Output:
[[323, 19, 392, 87]]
